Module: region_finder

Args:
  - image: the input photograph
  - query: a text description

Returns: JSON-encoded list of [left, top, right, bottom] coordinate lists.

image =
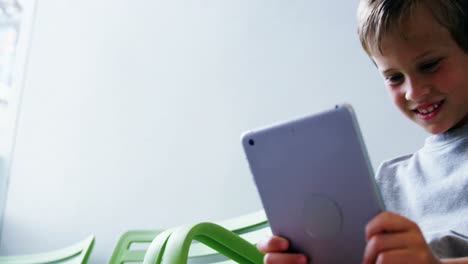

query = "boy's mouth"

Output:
[[412, 100, 445, 120]]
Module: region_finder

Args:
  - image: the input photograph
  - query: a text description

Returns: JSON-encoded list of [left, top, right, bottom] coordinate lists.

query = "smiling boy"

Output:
[[257, 0, 468, 263]]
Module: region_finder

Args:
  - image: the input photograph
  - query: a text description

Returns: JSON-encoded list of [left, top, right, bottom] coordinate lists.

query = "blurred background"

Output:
[[0, 0, 426, 263]]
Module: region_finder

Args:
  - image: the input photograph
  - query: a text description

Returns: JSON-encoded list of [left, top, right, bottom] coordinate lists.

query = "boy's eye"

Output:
[[419, 59, 441, 72], [386, 73, 404, 84]]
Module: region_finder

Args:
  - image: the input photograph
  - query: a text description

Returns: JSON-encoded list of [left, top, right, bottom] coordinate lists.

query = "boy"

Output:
[[257, 0, 468, 263]]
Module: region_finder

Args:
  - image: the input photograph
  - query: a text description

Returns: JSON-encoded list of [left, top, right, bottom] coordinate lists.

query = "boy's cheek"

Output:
[[385, 87, 402, 104]]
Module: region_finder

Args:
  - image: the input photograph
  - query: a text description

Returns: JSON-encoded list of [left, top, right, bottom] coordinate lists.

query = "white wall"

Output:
[[0, 0, 37, 239], [0, 0, 427, 263]]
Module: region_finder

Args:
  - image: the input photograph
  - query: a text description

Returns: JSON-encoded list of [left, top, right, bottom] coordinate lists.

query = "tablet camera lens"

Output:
[[248, 139, 255, 146]]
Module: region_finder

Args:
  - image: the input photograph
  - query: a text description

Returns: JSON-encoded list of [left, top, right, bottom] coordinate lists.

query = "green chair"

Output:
[[0, 235, 95, 264], [109, 210, 271, 264]]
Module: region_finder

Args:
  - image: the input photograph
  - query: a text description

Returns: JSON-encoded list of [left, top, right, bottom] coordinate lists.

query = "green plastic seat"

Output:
[[0, 235, 95, 264], [109, 210, 271, 264]]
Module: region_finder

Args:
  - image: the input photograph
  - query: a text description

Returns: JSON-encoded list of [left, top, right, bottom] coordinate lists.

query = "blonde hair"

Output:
[[357, 0, 468, 55]]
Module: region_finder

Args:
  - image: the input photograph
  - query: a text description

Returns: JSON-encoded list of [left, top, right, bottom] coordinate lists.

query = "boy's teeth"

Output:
[[418, 103, 440, 114]]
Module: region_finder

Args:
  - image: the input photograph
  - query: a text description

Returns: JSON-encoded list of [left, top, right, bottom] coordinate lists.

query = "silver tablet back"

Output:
[[242, 104, 385, 264]]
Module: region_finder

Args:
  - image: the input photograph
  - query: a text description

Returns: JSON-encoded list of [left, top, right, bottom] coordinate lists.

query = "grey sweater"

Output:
[[376, 122, 468, 258]]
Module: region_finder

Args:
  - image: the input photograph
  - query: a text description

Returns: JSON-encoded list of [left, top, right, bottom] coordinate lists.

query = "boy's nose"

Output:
[[404, 77, 431, 101]]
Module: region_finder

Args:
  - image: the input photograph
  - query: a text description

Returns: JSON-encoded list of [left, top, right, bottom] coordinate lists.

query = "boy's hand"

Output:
[[257, 235, 308, 264], [363, 211, 441, 264]]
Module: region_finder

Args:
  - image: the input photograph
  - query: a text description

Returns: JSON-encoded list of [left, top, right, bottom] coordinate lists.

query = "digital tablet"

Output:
[[241, 104, 385, 264]]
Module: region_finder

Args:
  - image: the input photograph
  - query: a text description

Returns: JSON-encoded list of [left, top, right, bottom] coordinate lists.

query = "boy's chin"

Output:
[[411, 113, 468, 135], [417, 122, 449, 135], [418, 120, 465, 135], [423, 126, 447, 135]]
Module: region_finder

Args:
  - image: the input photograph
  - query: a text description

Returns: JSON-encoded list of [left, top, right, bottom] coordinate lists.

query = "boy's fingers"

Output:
[[365, 211, 418, 241], [257, 235, 290, 253], [362, 232, 410, 264], [264, 253, 308, 264], [374, 249, 409, 264]]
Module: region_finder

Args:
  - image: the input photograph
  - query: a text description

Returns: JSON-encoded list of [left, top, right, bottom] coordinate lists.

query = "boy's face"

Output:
[[371, 6, 468, 134]]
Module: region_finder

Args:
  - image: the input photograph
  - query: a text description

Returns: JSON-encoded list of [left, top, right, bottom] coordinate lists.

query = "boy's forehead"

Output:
[[369, 5, 451, 58]]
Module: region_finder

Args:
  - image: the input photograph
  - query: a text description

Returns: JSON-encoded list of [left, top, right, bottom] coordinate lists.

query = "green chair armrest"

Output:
[[144, 223, 264, 264]]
